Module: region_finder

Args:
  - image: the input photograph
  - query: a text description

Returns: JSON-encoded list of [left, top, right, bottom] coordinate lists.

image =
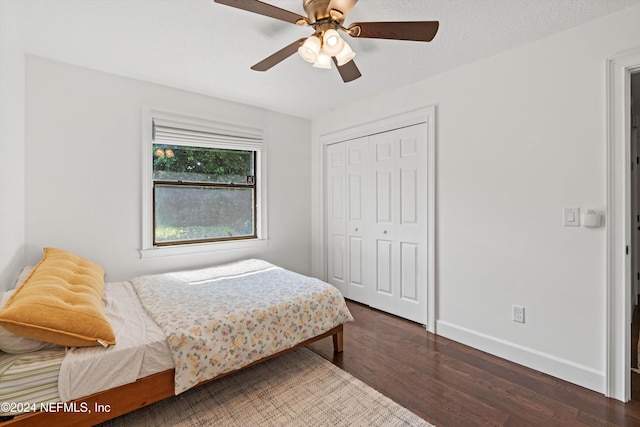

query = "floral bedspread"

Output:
[[130, 259, 353, 394]]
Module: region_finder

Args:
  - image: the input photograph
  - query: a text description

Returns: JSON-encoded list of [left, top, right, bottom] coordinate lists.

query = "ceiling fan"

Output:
[[213, 0, 439, 83]]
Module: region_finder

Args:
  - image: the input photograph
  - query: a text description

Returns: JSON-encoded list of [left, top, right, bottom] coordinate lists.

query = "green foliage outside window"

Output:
[[153, 144, 254, 183]]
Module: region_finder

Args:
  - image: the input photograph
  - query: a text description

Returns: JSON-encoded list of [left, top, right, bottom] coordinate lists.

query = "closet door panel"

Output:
[[395, 126, 428, 323], [331, 177, 344, 219], [349, 236, 363, 285], [400, 168, 418, 224], [369, 135, 397, 313], [326, 143, 346, 295], [330, 235, 345, 283], [369, 124, 428, 324], [376, 239, 393, 295], [349, 175, 362, 221], [375, 171, 393, 224], [400, 242, 419, 301], [348, 236, 365, 303], [345, 137, 369, 303]]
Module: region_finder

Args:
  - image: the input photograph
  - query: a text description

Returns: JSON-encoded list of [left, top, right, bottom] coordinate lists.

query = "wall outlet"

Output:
[[512, 305, 525, 323]]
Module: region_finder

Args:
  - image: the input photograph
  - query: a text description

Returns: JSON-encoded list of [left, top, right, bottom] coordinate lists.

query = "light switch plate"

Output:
[[563, 207, 580, 226]]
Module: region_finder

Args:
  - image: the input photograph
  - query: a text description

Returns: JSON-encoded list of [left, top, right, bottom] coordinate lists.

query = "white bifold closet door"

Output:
[[326, 136, 369, 304], [326, 123, 428, 324]]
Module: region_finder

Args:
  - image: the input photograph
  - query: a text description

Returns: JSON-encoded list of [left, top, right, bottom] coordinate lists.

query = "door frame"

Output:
[[606, 47, 640, 401], [318, 106, 436, 332]]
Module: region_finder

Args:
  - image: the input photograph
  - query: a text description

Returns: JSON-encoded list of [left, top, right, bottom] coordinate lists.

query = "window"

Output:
[[153, 145, 256, 245], [141, 110, 266, 256]]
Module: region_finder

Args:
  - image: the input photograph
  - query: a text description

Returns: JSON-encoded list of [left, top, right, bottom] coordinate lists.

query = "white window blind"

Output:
[[152, 116, 263, 148]]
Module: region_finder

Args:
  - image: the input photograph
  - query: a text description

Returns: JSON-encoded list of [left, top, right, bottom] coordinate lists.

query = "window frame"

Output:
[[140, 109, 268, 258]]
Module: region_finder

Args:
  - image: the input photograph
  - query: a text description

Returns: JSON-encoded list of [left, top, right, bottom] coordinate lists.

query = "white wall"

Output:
[[24, 56, 312, 282], [311, 5, 640, 393], [0, 3, 26, 292]]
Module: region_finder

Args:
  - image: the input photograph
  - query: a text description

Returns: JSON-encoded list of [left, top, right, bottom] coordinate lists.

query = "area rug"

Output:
[[98, 348, 432, 426]]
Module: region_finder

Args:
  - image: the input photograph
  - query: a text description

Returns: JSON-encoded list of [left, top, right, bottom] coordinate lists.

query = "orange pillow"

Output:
[[0, 248, 115, 347]]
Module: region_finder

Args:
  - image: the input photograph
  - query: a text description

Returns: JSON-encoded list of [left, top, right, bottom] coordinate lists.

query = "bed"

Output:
[[0, 249, 353, 426]]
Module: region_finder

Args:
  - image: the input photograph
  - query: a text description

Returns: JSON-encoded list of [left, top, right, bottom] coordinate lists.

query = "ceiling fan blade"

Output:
[[348, 21, 439, 42], [251, 38, 306, 71], [333, 57, 361, 83], [213, 0, 306, 25], [328, 0, 358, 18]]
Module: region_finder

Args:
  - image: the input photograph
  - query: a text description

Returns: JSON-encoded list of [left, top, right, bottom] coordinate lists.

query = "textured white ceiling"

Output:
[[7, 0, 640, 119]]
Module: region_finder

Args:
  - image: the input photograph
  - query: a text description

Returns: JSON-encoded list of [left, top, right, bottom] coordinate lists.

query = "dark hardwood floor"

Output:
[[308, 301, 640, 426]]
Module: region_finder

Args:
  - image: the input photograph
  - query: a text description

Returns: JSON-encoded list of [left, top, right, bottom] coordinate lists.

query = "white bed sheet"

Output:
[[58, 281, 173, 402]]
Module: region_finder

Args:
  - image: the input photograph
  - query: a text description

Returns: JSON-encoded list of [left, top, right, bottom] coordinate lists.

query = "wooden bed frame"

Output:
[[1, 325, 343, 427]]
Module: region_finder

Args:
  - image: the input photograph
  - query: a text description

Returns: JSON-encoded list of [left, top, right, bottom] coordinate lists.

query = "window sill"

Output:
[[139, 238, 269, 259]]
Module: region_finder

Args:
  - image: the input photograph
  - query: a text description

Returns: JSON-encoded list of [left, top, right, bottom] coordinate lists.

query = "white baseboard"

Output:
[[436, 320, 605, 394]]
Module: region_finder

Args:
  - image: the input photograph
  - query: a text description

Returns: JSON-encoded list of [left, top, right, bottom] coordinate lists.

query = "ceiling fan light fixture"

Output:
[[213, 0, 439, 83], [298, 35, 321, 63], [313, 51, 332, 69], [322, 29, 344, 56], [334, 42, 355, 66]]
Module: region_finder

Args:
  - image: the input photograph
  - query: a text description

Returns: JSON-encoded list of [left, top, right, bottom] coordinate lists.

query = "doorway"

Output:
[[630, 71, 640, 399], [606, 48, 640, 402]]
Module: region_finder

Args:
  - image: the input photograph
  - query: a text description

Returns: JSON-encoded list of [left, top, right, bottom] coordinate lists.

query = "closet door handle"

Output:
[[355, 227, 359, 232], [383, 230, 388, 234]]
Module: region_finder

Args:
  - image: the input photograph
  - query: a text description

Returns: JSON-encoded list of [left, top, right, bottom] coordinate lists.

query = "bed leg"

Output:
[[332, 331, 344, 353]]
